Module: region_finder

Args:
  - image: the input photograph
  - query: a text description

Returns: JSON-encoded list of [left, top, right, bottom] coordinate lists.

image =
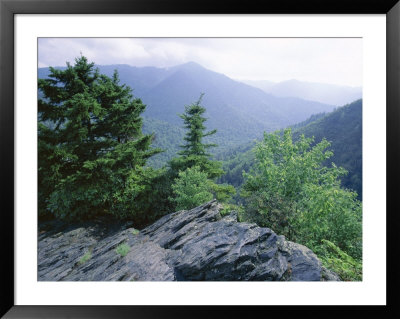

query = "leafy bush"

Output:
[[171, 166, 213, 210], [209, 182, 235, 203], [220, 203, 244, 217], [296, 184, 362, 259], [241, 128, 362, 260]]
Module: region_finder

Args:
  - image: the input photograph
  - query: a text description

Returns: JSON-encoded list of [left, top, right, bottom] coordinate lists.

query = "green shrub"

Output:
[[209, 182, 235, 203], [296, 185, 362, 259], [220, 203, 243, 217], [171, 166, 213, 210], [241, 128, 362, 259], [315, 239, 362, 281], [115, 243, 130, 257], [78, 250, 92, 265]]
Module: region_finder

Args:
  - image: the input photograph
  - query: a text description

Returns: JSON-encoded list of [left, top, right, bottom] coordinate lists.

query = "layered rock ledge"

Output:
[[38, 200, 339, 281]]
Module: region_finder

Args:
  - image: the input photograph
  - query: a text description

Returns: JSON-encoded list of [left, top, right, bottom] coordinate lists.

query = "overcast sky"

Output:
[[38, 38, 362, 87]]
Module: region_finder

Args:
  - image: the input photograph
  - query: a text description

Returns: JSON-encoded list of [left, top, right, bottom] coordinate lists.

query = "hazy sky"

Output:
[[38, 38, 362, 87]]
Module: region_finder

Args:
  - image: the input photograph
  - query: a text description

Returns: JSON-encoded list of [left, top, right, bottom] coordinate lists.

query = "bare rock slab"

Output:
[[38, 200, 332, 281]]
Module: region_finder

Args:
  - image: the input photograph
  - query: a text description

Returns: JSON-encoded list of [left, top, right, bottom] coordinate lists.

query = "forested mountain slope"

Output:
[[219, 99, 362, 199], [293, 99, 362, 199]]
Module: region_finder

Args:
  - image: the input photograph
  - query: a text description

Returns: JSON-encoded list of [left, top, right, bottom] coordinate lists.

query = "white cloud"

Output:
[[38, 38, 362, 87]]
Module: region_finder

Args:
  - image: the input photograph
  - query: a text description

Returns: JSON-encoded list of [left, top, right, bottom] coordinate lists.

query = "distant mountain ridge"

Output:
[[242, 79, 362, 106], [38, 61, 337, 166], [38, 62, 336, 128]]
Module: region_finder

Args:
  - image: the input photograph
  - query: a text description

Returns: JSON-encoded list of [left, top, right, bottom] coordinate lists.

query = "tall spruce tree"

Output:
[[38, 56, 160, 221], [170, 94, 224, 179], [168, 94, 234, 209]]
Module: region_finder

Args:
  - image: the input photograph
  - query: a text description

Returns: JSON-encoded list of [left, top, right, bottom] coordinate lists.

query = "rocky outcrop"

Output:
[[38, 200, 338, 281]]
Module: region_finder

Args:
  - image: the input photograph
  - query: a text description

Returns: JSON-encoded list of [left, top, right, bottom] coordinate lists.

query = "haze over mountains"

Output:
[[243, 79, 362, 106]]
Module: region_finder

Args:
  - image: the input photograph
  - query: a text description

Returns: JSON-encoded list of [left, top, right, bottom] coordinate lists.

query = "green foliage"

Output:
[[171, 166, 214, 210], [170, 165, 235, 211], [209, 182, 236, 203], [241, 128, 362, 260], [170, 155, 224, 181], [38, 56, 161, 221], [115, 243, 130, 257], [316, 240, 362, 281], [169, 94, 224, 179], [296, 183, 362, 259], [143, 115, 261, 170], [142, 116, 185, 168], [217, 142, 255, 188], [220, 203, 244, 217], [292, 100, 362, 199], [179, 93, 217, 157], [78, 249, 92, 265], [168, 95, 234, 211], [131, 229, 140, 236], [218, 100, 362, 201], [134, 167, 177, 226]]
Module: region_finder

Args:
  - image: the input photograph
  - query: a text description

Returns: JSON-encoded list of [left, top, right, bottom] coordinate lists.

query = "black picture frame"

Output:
[[1, 0, 399, 318]]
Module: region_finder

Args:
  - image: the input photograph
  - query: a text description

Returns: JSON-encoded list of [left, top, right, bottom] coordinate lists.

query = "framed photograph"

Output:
[[1, 0, 399, 317]]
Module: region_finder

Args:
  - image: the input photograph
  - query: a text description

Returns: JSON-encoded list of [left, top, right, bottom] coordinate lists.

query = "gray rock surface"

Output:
[[38, 200, 336, 281]]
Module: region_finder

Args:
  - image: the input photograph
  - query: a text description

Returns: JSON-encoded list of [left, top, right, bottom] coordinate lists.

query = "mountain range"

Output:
[[243, 79, 362, 106], [39, 61, 340, 166]]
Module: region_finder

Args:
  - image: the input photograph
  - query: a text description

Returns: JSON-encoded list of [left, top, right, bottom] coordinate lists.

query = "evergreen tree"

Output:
[[169, 94, 224, 179], [38, 56, 160, 221], [167, 94, 234, 210]]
